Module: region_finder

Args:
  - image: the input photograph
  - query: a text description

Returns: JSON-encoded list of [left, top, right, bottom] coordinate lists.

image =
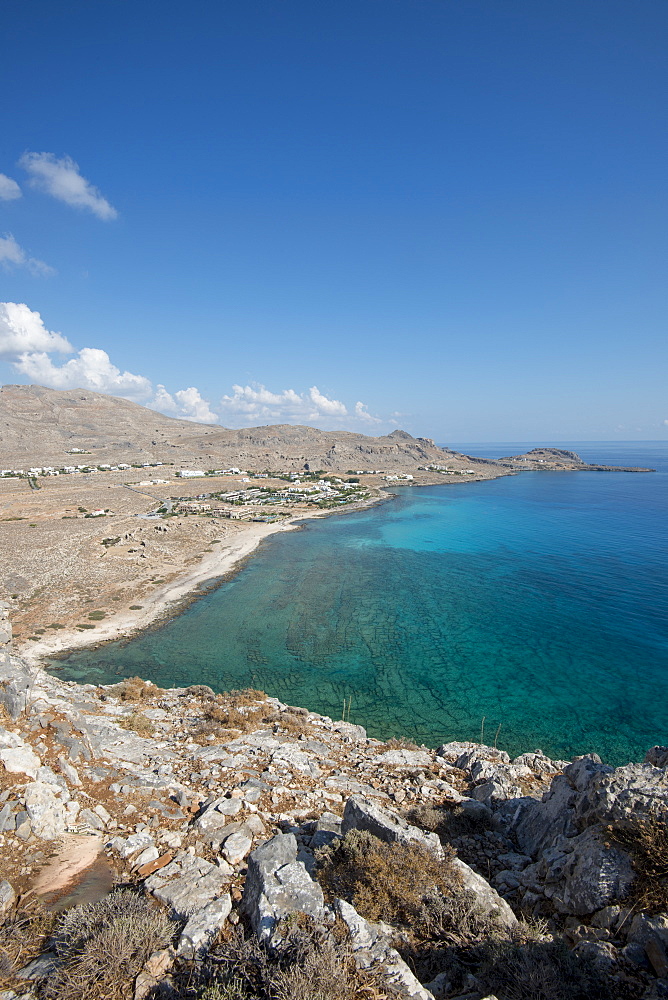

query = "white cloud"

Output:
[[149, 384, 218, 422], [0, 302, 217, 422], [354, 400, 381, 423], [0, 303, 386, 431], [308, 385, 347, 417], [19, 152, 117, 221], [0, 234, 55, 276], [13, 347, 154, 400], [0, 174, 21, 200], [173, 387, 218, 423], [219, 383, 350, 426], [0, 302, 71, 358], [151, 384, 179, 413]]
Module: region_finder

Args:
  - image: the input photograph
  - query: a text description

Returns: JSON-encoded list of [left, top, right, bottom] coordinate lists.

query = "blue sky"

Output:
[[0, 0, 666, 441]]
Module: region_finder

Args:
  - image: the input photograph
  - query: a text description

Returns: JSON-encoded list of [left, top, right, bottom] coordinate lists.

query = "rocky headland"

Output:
[[1, 606, 667, 1000]]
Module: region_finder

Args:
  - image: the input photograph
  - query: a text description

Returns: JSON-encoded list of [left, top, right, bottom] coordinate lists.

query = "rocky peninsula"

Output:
[[1, 606, 668, 1000]]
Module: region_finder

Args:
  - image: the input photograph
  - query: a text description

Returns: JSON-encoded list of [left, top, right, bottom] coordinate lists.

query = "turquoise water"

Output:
[[50, 442, 668, 765]]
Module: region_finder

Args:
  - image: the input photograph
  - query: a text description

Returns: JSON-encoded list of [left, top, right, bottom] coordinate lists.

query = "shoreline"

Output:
[[19, 455, 645, 672], [21, 494, 389, 668]]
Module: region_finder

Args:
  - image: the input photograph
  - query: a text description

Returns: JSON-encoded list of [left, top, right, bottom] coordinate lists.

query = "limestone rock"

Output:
[[341, 795, 443, 857], [222, 831, 253, 865], [335, 898, 435, 999], [242, 833, 325, 944], [374, 749, 433, 769], [558, 828, 635, 916], [452, 859, 517, 930], [133, 846, 160, 870], [134, 947, 175, 1000], [177, 894, 232, 959], [146, 853, 231, 919], [575, 761, 668, 829], [56, 756, 81, 786], [114, 831, 155, 859], [0, 746, 41, 779], [24, 781, 67, 839], [646, 747, 668, 769], [0, 880, 15, 916], [506, 777, 579, 856]]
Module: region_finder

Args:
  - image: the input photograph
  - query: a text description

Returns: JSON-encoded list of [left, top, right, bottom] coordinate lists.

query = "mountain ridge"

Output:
[[0, 384, 481, 473]]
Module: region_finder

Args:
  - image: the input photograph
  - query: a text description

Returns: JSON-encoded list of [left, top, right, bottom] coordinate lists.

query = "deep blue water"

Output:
[[50, 442, 668, 765]]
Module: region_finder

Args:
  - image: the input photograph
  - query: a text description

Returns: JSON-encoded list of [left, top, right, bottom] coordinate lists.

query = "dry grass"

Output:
[[42, 889, 173, 1000], [316, 829, 465, 932], [111, 675, 161, 702], [173, 919, 392, 1000], [0, 894, 56, 988], [476, 934, 632, 1000], [407, 802, 494, 842], [115, 711, 156, 736], [192, 689, 269, 742], [382, 736, 420, 751], [264, 710, 310, 737], [608, 817, 668, 913], [220, 688, 267, 708]]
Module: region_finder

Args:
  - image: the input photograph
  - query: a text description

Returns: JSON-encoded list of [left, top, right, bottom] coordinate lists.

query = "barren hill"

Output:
[[0, 384, 492, 474]]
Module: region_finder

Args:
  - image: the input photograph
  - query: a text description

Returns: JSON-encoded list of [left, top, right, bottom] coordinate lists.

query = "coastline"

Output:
[[21, 494, 388, 668]]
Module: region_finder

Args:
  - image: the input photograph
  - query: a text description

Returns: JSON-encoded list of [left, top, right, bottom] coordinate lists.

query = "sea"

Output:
[[49, 442, 668, 766]]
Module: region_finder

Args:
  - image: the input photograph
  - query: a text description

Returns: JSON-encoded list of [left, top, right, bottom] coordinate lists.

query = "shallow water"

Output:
[[51, 442, 668, 766], [41, 857, 115, 912]]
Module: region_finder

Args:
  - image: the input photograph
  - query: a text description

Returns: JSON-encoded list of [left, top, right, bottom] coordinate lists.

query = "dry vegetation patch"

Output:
[[191, 689, 270, 742], [172, 919, 391, 1000], [316, 829, 465, 933], [42, 889, 173, 1000], [474, 933, 628, 1000], [116, 711, 156, 737], [406, 802, 494, 842], [110, 675, 162, 702], [608, 817, 668, 913], [0, 895, 56, 988]]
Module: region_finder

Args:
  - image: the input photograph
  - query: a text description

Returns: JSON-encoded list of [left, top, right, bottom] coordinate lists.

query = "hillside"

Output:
[[0, 613, 666, 1000], [0, 384, 487, 474]]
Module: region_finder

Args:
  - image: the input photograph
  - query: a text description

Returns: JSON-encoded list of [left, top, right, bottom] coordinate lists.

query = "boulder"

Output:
[[452, 858, 517, 930], [335, 898, 435, 999], [558, 828, 635, 916], [341, 796, 443, 857], [24, 781, 67, 839], [646, 747, 668, 769], [374, 749, 433, 769], [506, 777, 579, 856], [146, 853, 232, 919], [177, 894, 232, 959], [454, 747, 511, 771], [575, 761, 668, 829], [113, 831, 155, 859], [242, 833, 325, 944], [0, 746, 41, 779], [222, 831, 253, 865]]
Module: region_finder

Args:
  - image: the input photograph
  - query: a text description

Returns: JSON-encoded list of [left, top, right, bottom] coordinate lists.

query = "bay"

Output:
[[50, 442, 668, 765]]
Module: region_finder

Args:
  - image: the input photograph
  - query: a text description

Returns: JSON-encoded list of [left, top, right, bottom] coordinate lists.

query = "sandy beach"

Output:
[[20, 498, 383, 667]]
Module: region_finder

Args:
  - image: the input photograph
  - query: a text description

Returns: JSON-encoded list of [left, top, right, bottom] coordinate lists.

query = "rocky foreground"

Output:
[[1, 605, 667, 1000]]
